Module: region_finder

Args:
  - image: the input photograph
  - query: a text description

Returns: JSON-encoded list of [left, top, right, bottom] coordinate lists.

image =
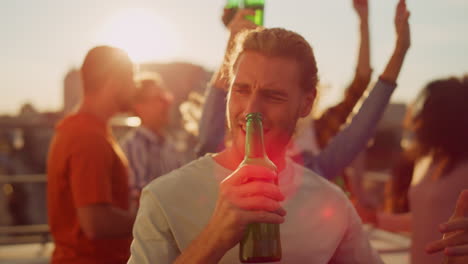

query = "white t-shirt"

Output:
[[409, 160, 468, 264], [128, 155, 383, 264]]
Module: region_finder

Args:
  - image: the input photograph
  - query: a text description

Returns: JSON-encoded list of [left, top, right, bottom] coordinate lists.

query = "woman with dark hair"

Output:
[[378, 76, 468, 264]]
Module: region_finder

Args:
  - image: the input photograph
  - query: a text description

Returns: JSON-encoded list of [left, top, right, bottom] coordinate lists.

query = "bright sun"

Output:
[[95, 8, 181, 63]]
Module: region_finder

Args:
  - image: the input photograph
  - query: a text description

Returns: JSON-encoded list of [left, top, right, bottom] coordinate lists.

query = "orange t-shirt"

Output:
[[47, 112, 131, 264]]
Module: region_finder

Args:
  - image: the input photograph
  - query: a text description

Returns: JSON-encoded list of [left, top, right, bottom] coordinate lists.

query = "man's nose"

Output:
[[243, 92, 263, 117]]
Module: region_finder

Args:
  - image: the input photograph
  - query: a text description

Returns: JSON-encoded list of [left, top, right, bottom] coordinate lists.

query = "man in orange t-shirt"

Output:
[[47, 46, 137, 264]]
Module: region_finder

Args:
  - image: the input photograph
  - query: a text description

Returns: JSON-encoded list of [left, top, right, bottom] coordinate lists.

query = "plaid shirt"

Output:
[[120, 126, 192, 198]]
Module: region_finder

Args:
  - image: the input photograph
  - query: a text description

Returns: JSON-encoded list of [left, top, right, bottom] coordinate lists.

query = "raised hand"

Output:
[[395, 0, 411, 51], [213, 9, 258, 91], [426, 190, 468, 262], [173, 165, 286, 263], [379, 0, 411, 83], [227, 9, 258, 38], [205, 165, 286, 253], [353, 0, 369, 20]]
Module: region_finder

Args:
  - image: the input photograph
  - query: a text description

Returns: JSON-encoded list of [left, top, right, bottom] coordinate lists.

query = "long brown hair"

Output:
[[411, 75, 468, 178]]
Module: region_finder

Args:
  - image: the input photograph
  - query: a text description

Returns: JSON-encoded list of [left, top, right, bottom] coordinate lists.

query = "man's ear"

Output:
[[300, 89, 316, 118]]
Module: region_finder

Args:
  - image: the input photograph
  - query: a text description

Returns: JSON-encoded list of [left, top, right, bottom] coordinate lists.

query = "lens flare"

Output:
[[95, 8, 182, 63]]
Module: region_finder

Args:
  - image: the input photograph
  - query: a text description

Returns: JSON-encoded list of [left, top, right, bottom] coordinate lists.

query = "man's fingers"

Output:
[[396, 1, 403, 11], [234, 196, 282, 212], [234, 181, 285, 201], [222, 165, 277, 186], [236, 8, 256, 17], [232, 8, 256, 23], [396, 0, 407, 16], [274, 207, 287, 217], [227, 8, 258, 34], [446, 245, 468, 256], [401, 10, 410, 24], [244, 21, 258, 30], [357, 0, 367, 6], [440, 218, 468, 233], [239, 165, 277, 183], [244, 210, 285, 224], [353, 0, 365, 5]]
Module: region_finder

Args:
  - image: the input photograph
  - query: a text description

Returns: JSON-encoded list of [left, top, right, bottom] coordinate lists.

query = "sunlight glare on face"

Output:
[[95, 8, 181, 63]]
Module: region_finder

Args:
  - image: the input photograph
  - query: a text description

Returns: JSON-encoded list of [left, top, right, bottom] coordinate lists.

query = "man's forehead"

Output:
[[235, 52, 301, 85]]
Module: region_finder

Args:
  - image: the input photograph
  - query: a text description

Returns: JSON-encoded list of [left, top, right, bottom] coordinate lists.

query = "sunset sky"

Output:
[[1, 0, 467, 114]]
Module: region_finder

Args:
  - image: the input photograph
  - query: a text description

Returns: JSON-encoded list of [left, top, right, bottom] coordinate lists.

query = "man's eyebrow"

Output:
[[262, 89, 288, 97], [232, 82, 250, 88]]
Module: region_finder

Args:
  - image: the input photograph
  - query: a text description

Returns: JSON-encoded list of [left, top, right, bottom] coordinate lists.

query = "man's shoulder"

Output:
[[290, 161, 348, 199], [52, 123, 110, 155], [55, 115, 106, 140], [144, 155, 217, 195]]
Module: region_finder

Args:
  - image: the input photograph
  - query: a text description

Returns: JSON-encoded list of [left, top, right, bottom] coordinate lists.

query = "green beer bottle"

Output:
[[239, 112, 281, 263], [223, 0, 240, 27], [242, 0, 265, 26], [226, 0, 240, 8]]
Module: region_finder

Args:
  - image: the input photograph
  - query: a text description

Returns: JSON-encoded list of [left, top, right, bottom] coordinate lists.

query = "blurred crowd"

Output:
[[1, 0, 468, 264]]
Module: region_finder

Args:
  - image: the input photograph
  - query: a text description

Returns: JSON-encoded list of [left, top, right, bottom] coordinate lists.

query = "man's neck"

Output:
[[78, 97, 116, 124], [213, 148, 243, 171]]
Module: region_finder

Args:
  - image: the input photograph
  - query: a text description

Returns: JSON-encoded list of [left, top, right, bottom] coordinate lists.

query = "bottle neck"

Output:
[[245, 117, 267, 159]]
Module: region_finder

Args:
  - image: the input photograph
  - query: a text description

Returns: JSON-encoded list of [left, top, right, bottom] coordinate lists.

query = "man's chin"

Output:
[[229, 136, 245, 158], [265, 140, 288, 160]]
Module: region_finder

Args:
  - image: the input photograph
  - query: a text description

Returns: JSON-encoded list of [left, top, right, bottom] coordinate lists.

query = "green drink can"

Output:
[[242, 0, 265, 26]]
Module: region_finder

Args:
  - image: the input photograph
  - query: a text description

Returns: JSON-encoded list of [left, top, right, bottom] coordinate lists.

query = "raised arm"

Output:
[[311, 0, 411, 180], [196, 9, 257, 157], [380, 0, 411, 83], [195, 84, 227, 157], [314, 0, 372, 149], [354, 0, 372, 79], [71, 138, 136, 239], [77, 204, 135, 239], [211, 9, 257, 92]]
